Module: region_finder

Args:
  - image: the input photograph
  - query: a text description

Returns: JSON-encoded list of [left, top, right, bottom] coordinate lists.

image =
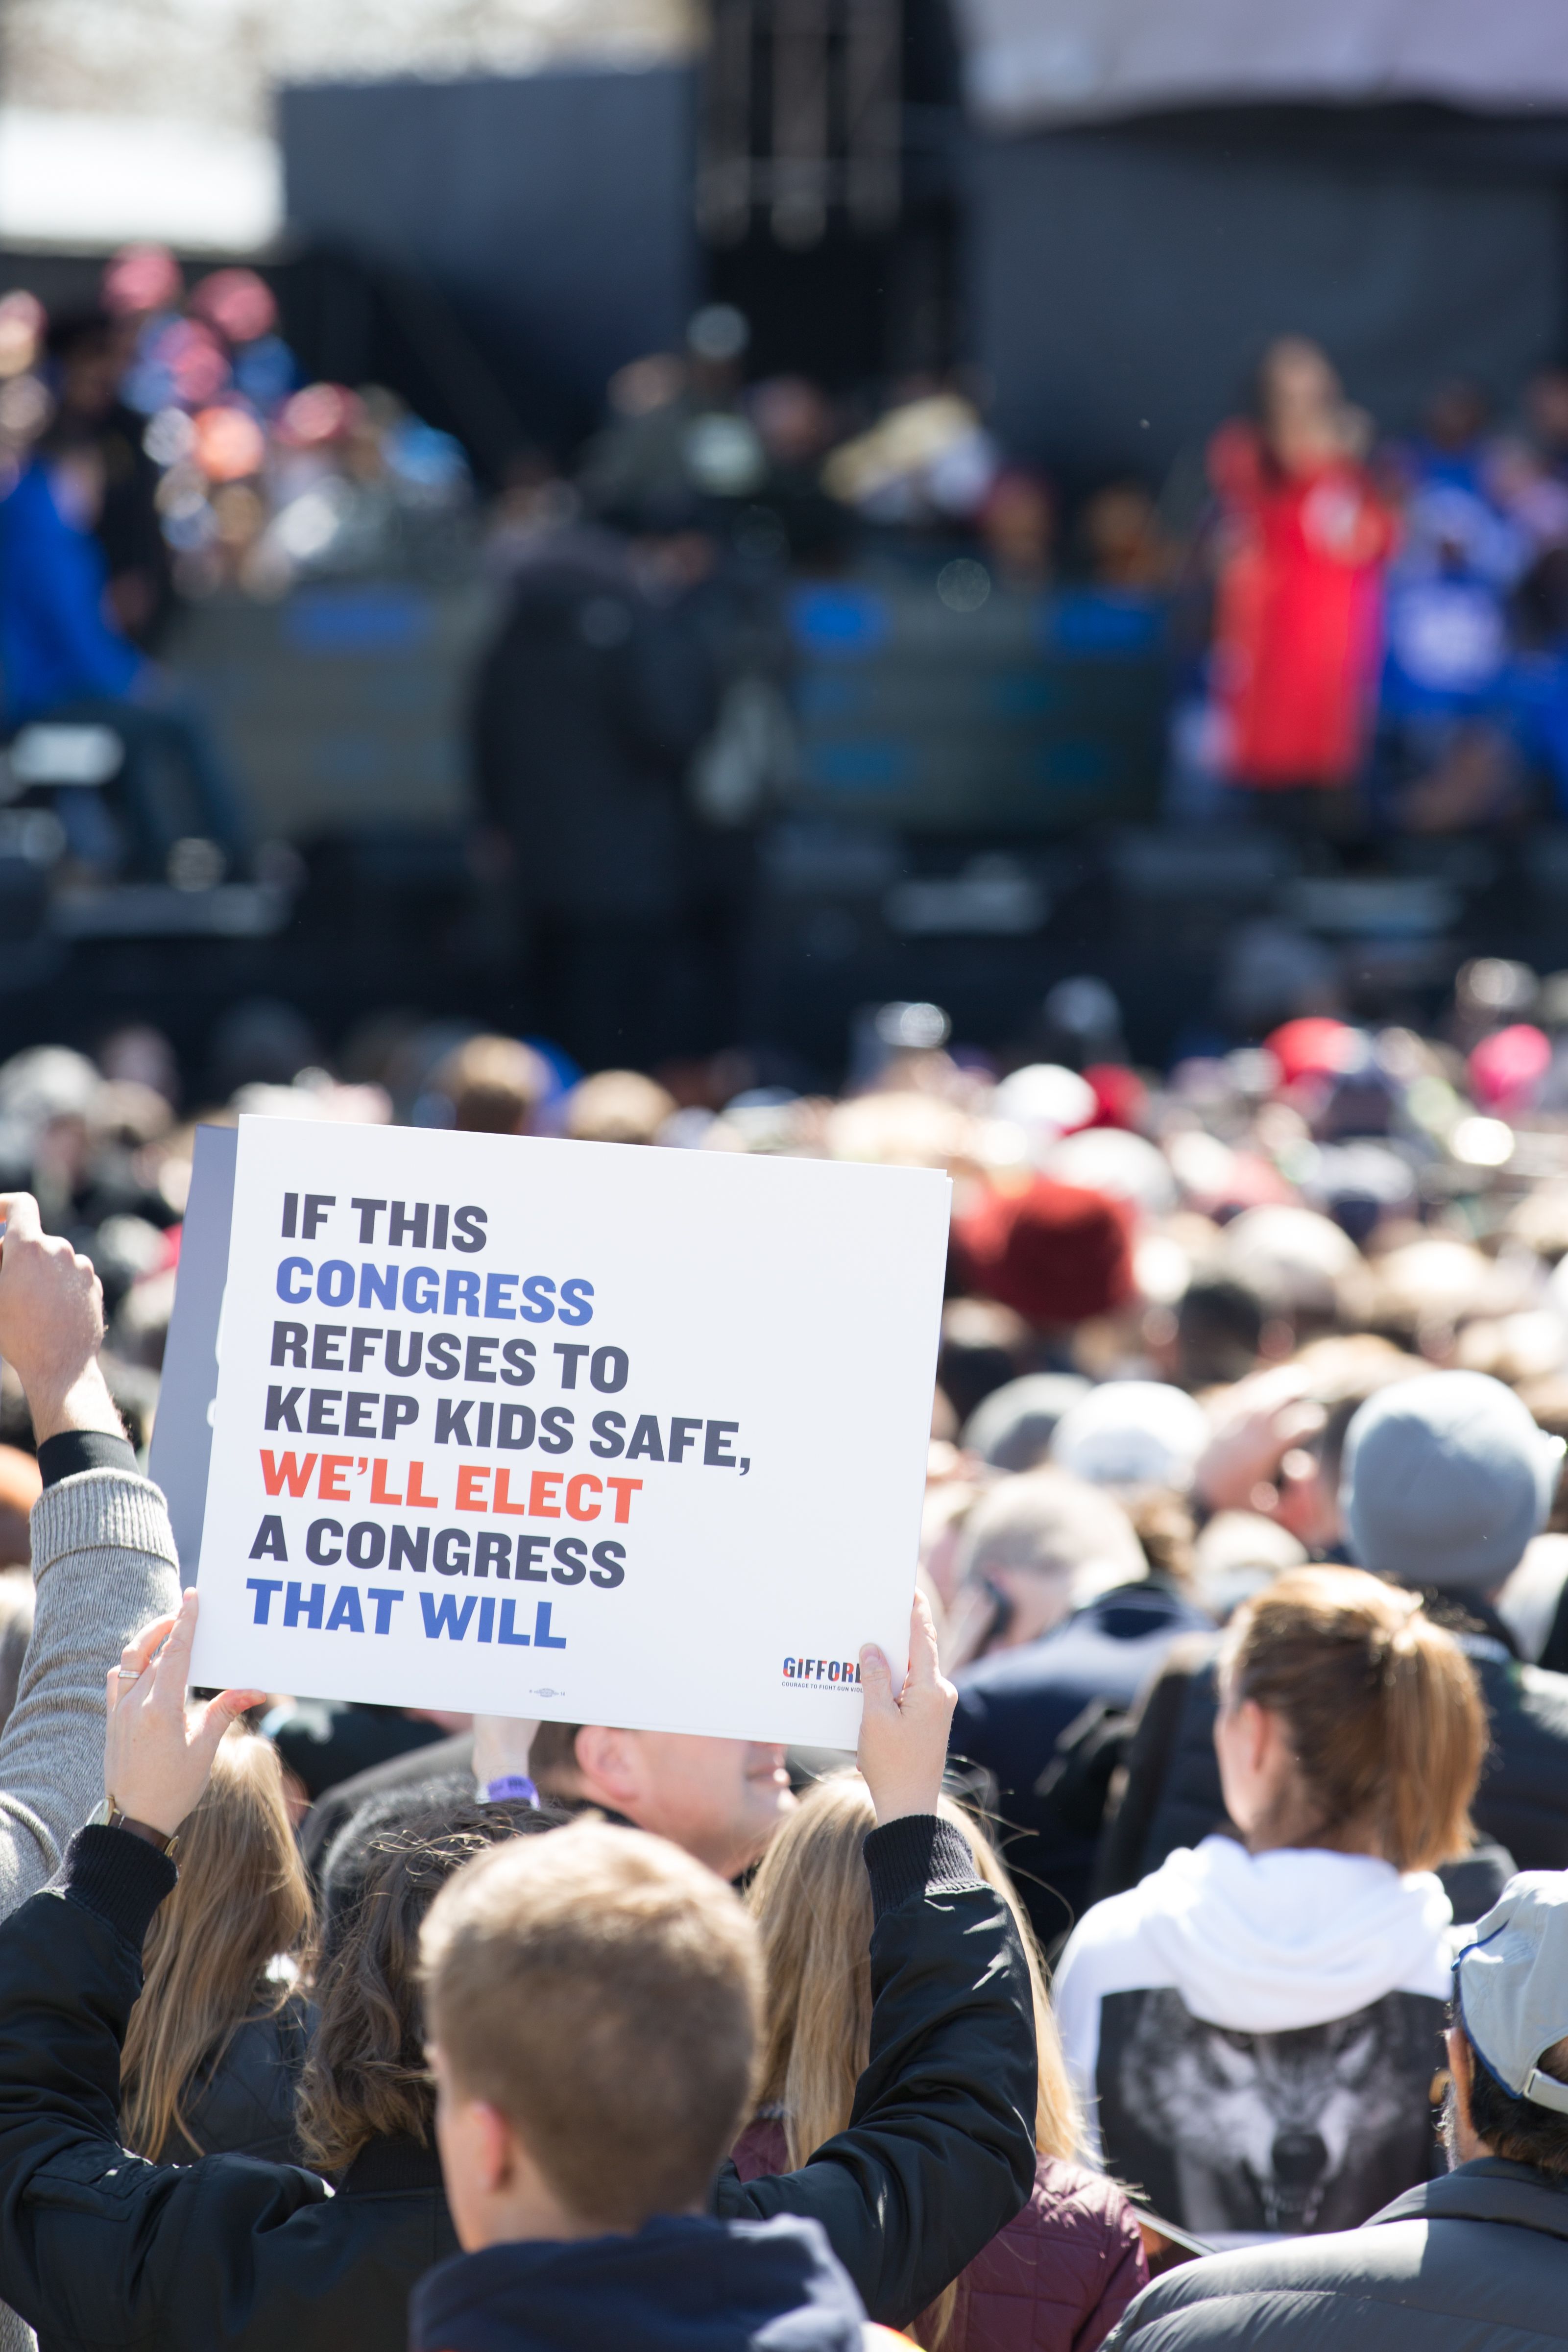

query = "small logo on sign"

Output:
[[782, 1657, 862, 1690], [531, 1687, 565, 1698]]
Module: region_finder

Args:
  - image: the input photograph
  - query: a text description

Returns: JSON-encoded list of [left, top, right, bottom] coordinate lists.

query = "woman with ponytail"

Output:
[[1054, 1568, 1486, 2247], [738, 1773, 1146, 2352]]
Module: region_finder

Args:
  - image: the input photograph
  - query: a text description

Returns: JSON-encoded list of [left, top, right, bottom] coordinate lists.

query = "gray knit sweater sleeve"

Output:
[[0, 1470, 180, 1913]]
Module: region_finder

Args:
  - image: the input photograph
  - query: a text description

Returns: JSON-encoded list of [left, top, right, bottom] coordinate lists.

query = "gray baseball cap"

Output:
[[1457, 1873, 1568, 2115], [1341, 1370, 1561, 1593]]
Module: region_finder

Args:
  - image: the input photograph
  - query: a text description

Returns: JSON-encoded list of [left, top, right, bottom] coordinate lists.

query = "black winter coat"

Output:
[[1102, 2157, 1568, 2352], [473, 530, 716, 922], [149, 1992, 314, 2167], [0, 1817, 1034, 2351]]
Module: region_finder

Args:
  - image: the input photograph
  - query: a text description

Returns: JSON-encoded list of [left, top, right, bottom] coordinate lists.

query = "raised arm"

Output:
[[0, 1193, 181, 1907], [0, 1599, 315, 2350], [713, 1599, 1038, 2328]]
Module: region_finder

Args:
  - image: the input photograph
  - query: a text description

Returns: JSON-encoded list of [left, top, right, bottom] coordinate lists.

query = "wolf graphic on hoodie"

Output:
[[1053, 1836, 1453, 2245]]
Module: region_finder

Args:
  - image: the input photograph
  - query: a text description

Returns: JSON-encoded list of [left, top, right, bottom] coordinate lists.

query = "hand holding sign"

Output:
[[104, 1592, 265, 1840], [857, 1594, 957, 1824], [0, 1191, 122, 1443]]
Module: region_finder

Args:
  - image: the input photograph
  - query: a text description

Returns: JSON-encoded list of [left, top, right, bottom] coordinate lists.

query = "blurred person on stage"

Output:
[[0, 422, 246, 880], [44, 309, 173, 649], [1207, 337, 1397, 825], [471, 506, 719, 1071]]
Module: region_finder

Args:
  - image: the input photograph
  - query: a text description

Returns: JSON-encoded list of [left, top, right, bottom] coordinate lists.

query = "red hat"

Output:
[[951, 1177, 1135, 1330], [1264, 1017, 1357, 1087], [1469, 1024, 1551, 1114]]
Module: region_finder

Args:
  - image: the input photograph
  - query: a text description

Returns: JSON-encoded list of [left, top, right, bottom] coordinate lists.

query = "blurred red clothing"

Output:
[[950, 1176, 1135, 1329], [1208, 420, 1396, 789]]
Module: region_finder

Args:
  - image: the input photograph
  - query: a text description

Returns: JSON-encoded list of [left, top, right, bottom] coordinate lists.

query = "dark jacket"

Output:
[[410, 2212, 865, 2352], [733, 2121, 1146, 2352], [1094, 1595, 1560, 1911], [0, 1816, 1033, 2349], [268, 1701, 451, 1807], [1102, 2157, 1568, 2352], [150, 1992, 315, 2167], [950, 1584, 1213, 1950], [473, 528, 716, 921]]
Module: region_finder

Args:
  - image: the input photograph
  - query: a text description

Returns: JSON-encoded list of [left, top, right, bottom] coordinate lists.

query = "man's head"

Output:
[[953, 1466, 1146, 1651], [1172, 1276, 1269, 1389], [433, 1035, 552, 1136], [1446, 1871, 1568, 2180], [1341, 1370, 1560, 1597], [530, 1721, 793, 1880], [564, 1070, 676, 1146], [1050, 1380, 1210, 1499], [422, 1820, 761, 2247]]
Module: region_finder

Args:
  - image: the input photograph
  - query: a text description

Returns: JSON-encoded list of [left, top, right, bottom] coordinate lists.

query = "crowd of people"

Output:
[[11, 242, 1568, 935], [0, 942, 1568, 2344]]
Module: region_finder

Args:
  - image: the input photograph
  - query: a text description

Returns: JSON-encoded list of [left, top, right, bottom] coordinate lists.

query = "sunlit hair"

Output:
[[423, 1820, 763, 2231], [296, 1799, 552, 2177], [1218, 1565, 1486, 1873], [746, 1772, 1078, 2346], [121, 1730, 313, 2161]]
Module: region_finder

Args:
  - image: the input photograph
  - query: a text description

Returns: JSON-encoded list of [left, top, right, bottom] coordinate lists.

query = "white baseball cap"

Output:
[[1457, 1873, 1568, 2114]]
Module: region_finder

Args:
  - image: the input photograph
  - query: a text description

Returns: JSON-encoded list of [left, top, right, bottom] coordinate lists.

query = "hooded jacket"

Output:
[[410, 2213, 864, 2352], [1053, 1837, 1452, 2241], [1101, 2157, 1568, 2352], [0, 1814, 1034, 2350]]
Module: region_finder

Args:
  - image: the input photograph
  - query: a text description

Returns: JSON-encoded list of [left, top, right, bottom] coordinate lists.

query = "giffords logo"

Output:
[[783, 1656, 862, 1687]]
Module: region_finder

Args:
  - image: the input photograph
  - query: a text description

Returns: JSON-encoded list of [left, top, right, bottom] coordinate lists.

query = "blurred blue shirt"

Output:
[[0, 459, 142, 726]]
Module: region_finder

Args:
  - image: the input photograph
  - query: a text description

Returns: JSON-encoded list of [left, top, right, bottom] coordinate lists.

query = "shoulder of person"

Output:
[[1106, 2214, 1457, 2346], [1057, 1859, 1190, 1976], [1513, 1658, 1568, 1722], [1024, 2152, 1144, 2246]]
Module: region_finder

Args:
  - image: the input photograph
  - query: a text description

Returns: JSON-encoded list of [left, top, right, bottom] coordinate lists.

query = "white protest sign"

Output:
[[187, 1116, 949, 1742]]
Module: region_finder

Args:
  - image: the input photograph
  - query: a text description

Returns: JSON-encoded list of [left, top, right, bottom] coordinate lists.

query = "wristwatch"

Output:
[[87, 1797, 179, 1860]]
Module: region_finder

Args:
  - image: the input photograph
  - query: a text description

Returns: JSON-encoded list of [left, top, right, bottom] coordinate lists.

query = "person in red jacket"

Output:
[[1208, 338, 1397, 816], [738, 1770, 1147, 2352]]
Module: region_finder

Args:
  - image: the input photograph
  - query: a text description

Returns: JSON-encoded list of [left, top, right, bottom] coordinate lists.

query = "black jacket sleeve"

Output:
[[0, 1828, 330, 2349], [712, 1814, 1037, 2329]]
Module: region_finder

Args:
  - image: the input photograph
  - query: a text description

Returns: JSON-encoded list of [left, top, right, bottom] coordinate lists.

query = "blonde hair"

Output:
[[1219, 1565, 1486, 1873], [121, 1731, 313, 2161], [746, 1773, 1077, 2346], [422, 1819, 762, 2229]]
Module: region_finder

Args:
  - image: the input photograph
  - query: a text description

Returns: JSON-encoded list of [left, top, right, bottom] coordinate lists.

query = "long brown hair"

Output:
[[746, 1773, 1078, 2345], [121, 1730, 313, 2161], [296, 1799, 555, 2177], [1218, 1566, 1486, 1872]]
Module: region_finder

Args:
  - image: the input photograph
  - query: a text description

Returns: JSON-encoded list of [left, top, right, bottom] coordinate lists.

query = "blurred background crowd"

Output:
[[11, 957, 1568, 1835], [7, 5, 1568, 1096]]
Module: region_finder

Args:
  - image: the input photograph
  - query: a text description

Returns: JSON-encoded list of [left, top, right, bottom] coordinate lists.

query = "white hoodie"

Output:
[[1053, 1838, 1455, 2234]]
